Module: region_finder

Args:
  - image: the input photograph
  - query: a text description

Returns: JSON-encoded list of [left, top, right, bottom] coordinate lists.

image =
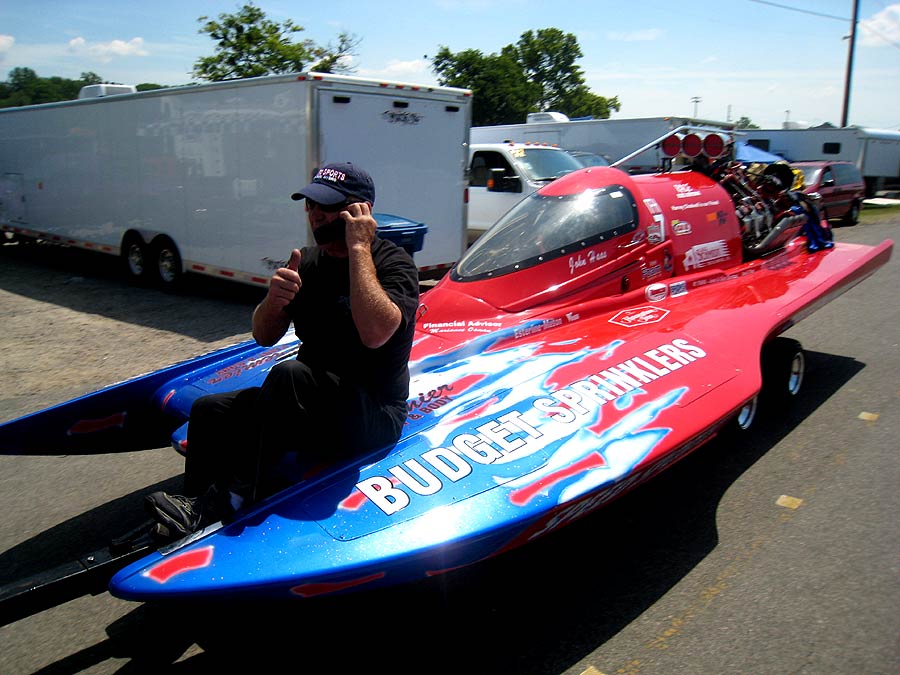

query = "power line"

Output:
[[748, 0, 900, 49], [748, 0, 848, 22]]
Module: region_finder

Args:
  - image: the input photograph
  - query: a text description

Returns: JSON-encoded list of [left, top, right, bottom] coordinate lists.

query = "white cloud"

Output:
[[359, 58, 436, 84], [859, 3, 900, 47], [605, 29, 663, 42], [67, 36, 149, 63], [0, 34, 14, 53]]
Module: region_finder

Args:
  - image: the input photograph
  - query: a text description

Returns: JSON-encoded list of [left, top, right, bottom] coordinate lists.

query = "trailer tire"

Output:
[[725, 337, 804, 435], [760, 337, 805, 411], [150, 237, 183, 290], [122, 233, 150, 283], [731, 395, 759, 432]]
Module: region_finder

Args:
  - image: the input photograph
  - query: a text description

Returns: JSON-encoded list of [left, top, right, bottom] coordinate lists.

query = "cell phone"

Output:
[[313, 217, 346, 245]]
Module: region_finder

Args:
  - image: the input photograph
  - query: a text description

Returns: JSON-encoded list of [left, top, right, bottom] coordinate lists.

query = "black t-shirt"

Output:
[[285, 237, 419, 409]]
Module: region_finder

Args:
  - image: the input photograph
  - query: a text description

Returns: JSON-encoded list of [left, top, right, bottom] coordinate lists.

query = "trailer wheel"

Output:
[[150, 237, 183, 290], [726, 337, 804, 435], [732, 395, 759, 432], [122, 234, 149, 282], [760, 337, 805, 410]]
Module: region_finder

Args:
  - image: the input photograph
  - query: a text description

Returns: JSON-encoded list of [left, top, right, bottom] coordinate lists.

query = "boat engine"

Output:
[[713, 161, 813, 256], [658, 130, 830, 259]]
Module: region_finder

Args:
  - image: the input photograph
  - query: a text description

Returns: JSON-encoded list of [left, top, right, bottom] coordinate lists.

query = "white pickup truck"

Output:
[[466, 142, 584, 244]]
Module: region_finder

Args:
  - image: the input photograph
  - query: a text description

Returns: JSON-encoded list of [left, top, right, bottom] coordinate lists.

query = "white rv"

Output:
[[738, 127, 900, 196], [0, 72, 472, 288]]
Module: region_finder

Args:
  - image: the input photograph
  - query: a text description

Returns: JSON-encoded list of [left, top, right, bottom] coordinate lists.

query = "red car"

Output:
[[792, 160, 866, 225]]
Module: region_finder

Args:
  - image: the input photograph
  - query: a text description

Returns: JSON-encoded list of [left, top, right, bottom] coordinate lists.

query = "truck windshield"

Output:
[[512, 148, 585, 181], [454, 184, 639, 281]]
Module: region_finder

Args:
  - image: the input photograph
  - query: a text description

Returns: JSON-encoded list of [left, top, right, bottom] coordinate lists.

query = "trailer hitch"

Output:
[[0, 520, 156, 627]]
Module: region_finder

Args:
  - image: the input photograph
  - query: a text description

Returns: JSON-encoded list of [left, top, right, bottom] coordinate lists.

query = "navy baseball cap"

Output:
[[291, 162, 376, 205]]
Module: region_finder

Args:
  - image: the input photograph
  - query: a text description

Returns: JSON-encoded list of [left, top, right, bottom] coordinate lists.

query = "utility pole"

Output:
[[691, 96, 702, 118], [841, 0, 859, 127]]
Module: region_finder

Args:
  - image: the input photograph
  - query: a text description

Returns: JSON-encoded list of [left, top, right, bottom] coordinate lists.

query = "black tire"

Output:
[[150, 237, 183, 290], [122, 233, 149, 283], [842, 201, 860, 226], [725, 337, 804, 435], [760, 337, 805, 411], [731, 395, 759, 432]]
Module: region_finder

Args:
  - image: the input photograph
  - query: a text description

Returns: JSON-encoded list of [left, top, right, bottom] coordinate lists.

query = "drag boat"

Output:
[[0, 129, 892, 616]]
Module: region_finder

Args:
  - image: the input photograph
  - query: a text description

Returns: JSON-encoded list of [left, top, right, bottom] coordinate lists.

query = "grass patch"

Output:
[[860, 203, 900, 222]]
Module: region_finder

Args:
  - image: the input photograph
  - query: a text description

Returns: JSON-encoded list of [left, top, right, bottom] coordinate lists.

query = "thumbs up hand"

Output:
[[267, 248, 302, 311]]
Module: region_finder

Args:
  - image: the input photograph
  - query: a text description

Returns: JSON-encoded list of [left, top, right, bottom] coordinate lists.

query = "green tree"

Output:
[[502, 29, 585, 112], [735, 116, 760, 129], [432, 27, 619, 126], [193, 2, 359, 81], [0, 68, 117, 108], [432, 48, 536, 126]]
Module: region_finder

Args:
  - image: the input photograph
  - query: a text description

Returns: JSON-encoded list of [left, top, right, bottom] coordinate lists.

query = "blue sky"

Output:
[[2, 1, 898, 130]]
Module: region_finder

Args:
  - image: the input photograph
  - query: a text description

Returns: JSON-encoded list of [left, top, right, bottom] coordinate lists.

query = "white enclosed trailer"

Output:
[[739, 127, 900, 195], [470, 114, 734, 174], [0, 72, 472, 287]]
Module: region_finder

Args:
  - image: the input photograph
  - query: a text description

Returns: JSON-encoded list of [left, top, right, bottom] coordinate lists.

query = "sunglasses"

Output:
[[306, 199, 361, 213]]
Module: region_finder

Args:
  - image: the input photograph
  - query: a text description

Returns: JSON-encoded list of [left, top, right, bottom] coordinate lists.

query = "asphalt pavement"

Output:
[[0, 213, 897, 675]]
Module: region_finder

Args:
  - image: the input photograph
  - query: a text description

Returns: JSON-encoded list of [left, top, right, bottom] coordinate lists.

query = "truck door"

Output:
[[316, 89, 468, 270], [466, 149, 526, 241]]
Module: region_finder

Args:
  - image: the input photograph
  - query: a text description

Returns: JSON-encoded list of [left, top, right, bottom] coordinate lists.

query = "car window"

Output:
[[469, 151, 514, 187], [833, 163, 862, 185]]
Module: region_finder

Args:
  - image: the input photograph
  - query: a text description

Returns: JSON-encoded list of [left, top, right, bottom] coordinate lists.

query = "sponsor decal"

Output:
[[673, 182, 701, 199], [407, 384, 455, 421], [643, 198, 662, 215], [422, 320, 503, 334], [355, 337, 707, 517], [672, 219, 692, 236], [609, 306, 670, 327], [643, 198, 665, 243], [206, 345, 298, 384], [645, 283, 668, 302], [514, 317, 564, 339], [670, 199, 722, 212], [641, 261, 663, 280], [683, 240, 730, 271], [568, 249, 608, 275], [383, 110, 423, 125], [669, 280, 688, 297]]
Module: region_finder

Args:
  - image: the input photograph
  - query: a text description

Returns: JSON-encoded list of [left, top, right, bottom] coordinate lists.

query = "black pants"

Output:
[[183, 359, 404, 501]]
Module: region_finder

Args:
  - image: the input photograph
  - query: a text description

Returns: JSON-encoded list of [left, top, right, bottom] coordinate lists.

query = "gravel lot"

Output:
[[0, 242, 266, 425]]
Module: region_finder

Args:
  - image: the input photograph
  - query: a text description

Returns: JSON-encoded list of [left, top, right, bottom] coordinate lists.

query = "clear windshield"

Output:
[[454, 184, 639, 280], [797, 166, 822, 187], [513, 148, 585, 181], [569, 152, 611, 167]]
